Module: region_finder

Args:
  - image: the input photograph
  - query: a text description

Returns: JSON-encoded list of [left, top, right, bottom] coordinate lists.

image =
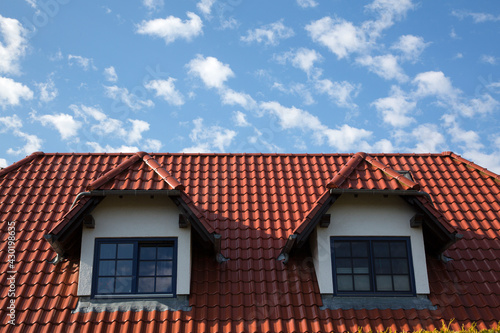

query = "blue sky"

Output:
[[1, 0, 500, 172]]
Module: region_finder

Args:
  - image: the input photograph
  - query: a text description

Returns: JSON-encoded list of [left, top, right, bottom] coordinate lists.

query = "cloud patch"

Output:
[[145, 78, 185, 106], [241, 20, 294, 46], [137, 12, 203, 44]]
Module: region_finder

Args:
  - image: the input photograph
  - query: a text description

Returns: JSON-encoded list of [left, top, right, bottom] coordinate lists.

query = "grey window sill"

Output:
[[320, 294, 436, 310], [73, 295, 191, 313]]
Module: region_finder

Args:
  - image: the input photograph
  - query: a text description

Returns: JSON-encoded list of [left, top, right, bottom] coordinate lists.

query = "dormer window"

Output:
[[93, 238, 177, 297], [331, 237, 415, 295]]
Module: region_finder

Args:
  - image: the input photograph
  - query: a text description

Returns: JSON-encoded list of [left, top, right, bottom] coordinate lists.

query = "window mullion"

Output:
[[132, 241, 139, 294], [368, 240, 375, 293]]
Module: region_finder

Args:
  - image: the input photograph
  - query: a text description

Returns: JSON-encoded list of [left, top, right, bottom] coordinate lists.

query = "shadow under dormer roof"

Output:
[[46, 151, 216, 259], [280, 152, 458, 261]]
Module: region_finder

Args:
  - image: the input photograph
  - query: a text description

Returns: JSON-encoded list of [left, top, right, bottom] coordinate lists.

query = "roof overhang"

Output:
[[278, 189, 459, 262], [45, 189, 217, 259]]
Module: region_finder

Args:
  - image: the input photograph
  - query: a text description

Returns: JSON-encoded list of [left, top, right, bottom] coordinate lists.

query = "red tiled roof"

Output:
[[1, 152, 500, 332]]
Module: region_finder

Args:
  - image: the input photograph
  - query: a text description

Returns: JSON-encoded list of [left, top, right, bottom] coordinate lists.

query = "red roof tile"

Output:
[[1, 152, 500, 332]]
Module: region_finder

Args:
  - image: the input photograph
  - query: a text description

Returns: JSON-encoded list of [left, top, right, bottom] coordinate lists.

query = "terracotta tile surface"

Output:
[[1, 152, 500, 332]]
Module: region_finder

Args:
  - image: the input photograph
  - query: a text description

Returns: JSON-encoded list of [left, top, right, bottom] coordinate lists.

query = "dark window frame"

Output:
[[330, 236, 416, 297], [91, 238, 178, 298]]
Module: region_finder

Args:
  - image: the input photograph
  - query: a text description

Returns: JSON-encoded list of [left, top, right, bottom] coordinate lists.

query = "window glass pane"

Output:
[[334, 242, 351, 257], [376, 275, 393, 291], [373, 242, 389, 257], [116, 260, 133, 276], [138, 277, 155, 293], [336, 258, 352, 274], [374, 258, 391, 274], [351, 241, 368, 257], [99, 260, 115, 276], [157, 261, 173, 276], [117, 244, 134, 259], [390, 242, 407, 257], [115, 277, 132, 293], [156, 277, 172, 293], [392, 259, 409, 274], [352, 258, 369, 274], [100, 244, 116, 259], [140, 246, 157, 260], [354, 275, 370, 291], [393, 275, 411, 291], [139, 261, 156, 276], [337, 275, 353, 291], [158, 246, 173, 260], [97, 277, 114, 294]]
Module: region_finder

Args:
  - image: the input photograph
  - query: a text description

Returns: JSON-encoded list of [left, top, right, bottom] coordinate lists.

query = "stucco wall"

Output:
[[312, 194, 430, 295], [78, 195, 191, 296]]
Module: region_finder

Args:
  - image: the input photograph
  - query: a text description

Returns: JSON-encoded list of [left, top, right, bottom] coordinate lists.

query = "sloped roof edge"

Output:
[[0, 151, 44, 178]]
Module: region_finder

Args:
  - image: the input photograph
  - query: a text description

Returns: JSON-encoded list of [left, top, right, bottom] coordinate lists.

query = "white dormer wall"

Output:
[[78, 196, 191, 296], [311, 193, 430, 295]]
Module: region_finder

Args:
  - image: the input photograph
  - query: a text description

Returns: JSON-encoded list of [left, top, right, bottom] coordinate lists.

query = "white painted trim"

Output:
[[78, 196, 191, 296], [312, 194, 430, 295]]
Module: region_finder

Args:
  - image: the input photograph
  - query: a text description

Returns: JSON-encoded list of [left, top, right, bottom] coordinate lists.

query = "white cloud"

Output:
[[412, 71, 458, 99], [104, 85, 154, 110], [391, 35, 429, 62], [36, 77, 58, 102], [241, 20, 294, 46], [34, 112, 81, 140], [68, 54, 97, 71], [363, 0, 415, 37], [128, 119, 150, 144], [233, 111, 251, 127], [104, 66, 118, 82], [220, 88, 257, 110], [260, 101, 373, 151], [143, 0, 164, 11], [297, 0, 318, 8], [372, 86, 416, 127], [0, 114, 42, 156], [315, 79, 360, 109], [323, 125, 372, 151], [0, 158, 7, 168], [144, 138, 162, 152], [145, 78, 185, 106], [454, 94, 499, 118], [0, 76, 33, 108], [463, 149, 500, 174], [277, 48, 322, 76], [356, 54, 408, 82], [272, 82, 315, 105], [452, 10, 500, 23], [442, 114, 483, 151], [136, 12, 203, 44], [182, 118, 237, 153], [305, 17, 366, 59], [70, 104, 152, 145], [260, 101, 323, 132], [480, 55, 498, 65], [409, 124, 446, 152], [197, 0, 216, 15], [86, 142, 139, 153], [0, 15, 28, 75], [187, 55, 234, 89]]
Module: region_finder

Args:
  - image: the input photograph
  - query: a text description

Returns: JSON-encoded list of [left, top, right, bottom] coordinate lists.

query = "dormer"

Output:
[[45, 152, 222, 301], [278, 152, 459, 306]]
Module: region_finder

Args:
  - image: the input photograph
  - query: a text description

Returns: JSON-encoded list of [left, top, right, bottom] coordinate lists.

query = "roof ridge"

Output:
[[364, 154, 420, 190], [327, 152, 366, 188], [0, 151, 44, 178], [86, 153, 142, 191], [141, 153, 185, 190], [444, 151, 500, 182]]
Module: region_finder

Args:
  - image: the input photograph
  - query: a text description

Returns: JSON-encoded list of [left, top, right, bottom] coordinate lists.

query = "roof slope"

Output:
[[1, 152, 500, 332]]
